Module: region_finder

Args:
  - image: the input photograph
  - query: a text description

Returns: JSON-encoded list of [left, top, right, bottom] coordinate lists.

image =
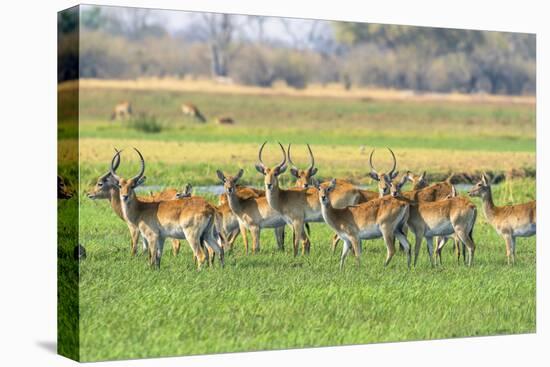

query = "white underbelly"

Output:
[[513, 223, 536, 237], [260, 216, 286, 228], [425, 222, 454, 237], [305, 212, 324, 223], [160, 224, 187, 239], [358, 225, 382, 240]]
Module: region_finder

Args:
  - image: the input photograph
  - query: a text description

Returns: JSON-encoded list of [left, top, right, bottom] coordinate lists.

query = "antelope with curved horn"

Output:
[[216, 169, 297, 254], [314, 179, 411, 269], [368, 148, 399, 197], [256, 142, 329, 256], [87, 149, 183, 257], [316, 147, 397, 252], [389, 177, 477, 267], [109, 148, 224, 269], [468, 174, 535, 265]]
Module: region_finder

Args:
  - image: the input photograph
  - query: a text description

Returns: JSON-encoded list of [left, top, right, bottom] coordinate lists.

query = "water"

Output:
[[139, 183, 482, 195]]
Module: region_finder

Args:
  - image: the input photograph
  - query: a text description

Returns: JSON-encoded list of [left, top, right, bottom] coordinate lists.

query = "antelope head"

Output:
[[109, 148, 147, 203], [216, 169, 244, 195], [468, 174, 491, 199], [175, 183, 193, 199], [388, 175, 409, 198], [288, 143, 318, 188], [313, 178, 337, 206], [87, 148, 122, 200], [406, 170, 428, 190], [368, 148, 399, 197], [255, 141, 287, 192]]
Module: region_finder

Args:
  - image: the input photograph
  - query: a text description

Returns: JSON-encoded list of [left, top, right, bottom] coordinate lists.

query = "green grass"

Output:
[[80, 122, 535, 152], [62, 88, 536, 154], [67, 85, 536, 361], [77, 179, 536, 361]]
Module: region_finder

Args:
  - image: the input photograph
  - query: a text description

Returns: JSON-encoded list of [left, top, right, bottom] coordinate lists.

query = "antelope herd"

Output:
[[111, 100, 235, 125], [87, 142, 536, 271]]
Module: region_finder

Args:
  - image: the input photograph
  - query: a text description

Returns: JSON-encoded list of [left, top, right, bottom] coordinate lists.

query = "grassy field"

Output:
[[59, 81, 536, 361]]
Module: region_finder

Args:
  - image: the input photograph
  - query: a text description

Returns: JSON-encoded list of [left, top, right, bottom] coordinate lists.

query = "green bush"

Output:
[[128, 113, 163, 133]]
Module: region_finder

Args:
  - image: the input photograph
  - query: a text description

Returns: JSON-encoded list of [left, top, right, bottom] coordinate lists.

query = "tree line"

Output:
[[58, 6, 535, 95]]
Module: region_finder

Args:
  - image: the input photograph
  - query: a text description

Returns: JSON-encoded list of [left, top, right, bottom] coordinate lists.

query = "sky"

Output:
[[86, 4, 331, 45]]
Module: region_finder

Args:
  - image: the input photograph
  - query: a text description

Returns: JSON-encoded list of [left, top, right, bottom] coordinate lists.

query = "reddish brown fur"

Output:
[[469, 174, 535, 265], [110, 101, 132, 121], [316, 179, 411, 269], [110, 149, 224, 269], [181, 103, 206, 122]]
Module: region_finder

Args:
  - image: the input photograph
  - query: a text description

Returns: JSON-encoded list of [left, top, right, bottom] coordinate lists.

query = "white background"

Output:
[[0, 0, 547, 366]]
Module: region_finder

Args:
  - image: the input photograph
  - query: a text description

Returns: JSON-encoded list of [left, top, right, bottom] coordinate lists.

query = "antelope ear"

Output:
[[309, 167, 318, 177], [390, 171, 399, 180], [290, 168, 300, 178], [105, 174, 118, 186], [184, 183, 192, 196], [328, 178, 337, 192], [369, 172, 380, 181], [312, 178, 321, 190], [275, 164, 287, 176], [216, 170, 226, 183], [481, 173, 488, 185], [451, 185, 457, 197], [134, 176, 146, 188], [235, 169, 244, 182], [255, 164, 265, 175], [421, 171, 426, 180]]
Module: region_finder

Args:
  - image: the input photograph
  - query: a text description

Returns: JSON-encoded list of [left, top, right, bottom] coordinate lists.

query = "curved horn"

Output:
[[306, 144, 315, 173], [257, 141, 267, 168], [287, 144, 298, 169], [99, 148, 121, 181], [369, 149, 378, 174], [112, 148, 121, 171], [387, 147, 397, 176], [131, 148, 145, 182], [110, 150, 122, 181], [276, 142, 287, 169]]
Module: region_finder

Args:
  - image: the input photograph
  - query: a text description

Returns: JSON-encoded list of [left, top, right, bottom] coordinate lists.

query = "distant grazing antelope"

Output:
[[109, 148, 224, 269], [390, 177, 477, 267], [110, 101, 132, 121], [87, 150, 183, 257], [468, 174, 536, 265], [216, 169, 298, 254], [215, 116, 235, 125], [181, 103, 206, 123], [314, 179, 411, 269]]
